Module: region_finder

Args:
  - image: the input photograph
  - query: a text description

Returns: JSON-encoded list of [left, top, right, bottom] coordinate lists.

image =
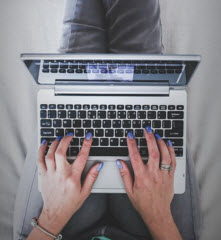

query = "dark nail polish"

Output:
[[66, 132, 74, 136], [56, 136, 62, 141], [167, 140, 173, 147], [128, 131, 134, 139], [86, 132, 92, 140], [41, 139, 47, 145], [145, 126, 153, 133], [155, 133, 162, 140]]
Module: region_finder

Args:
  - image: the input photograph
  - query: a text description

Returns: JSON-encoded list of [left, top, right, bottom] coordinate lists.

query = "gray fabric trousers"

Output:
[[13, 0, 201, 239]]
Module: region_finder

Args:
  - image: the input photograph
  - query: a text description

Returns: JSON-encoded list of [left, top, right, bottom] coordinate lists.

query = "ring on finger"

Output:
[[160, 164, 172, 171]]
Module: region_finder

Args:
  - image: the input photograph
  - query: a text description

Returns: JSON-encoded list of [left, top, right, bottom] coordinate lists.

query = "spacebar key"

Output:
[[89, 147, 129, 156]]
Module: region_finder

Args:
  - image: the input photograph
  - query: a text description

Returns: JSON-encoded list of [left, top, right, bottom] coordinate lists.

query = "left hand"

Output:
[[37, 134, 103, 235]]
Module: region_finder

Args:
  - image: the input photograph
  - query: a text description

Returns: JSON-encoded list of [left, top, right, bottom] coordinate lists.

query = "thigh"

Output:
[[59, 0, 107, 53], [102, 0, 163, 53]]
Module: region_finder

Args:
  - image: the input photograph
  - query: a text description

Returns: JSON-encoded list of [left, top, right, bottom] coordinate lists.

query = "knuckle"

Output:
[[89, 171, 99, 180]]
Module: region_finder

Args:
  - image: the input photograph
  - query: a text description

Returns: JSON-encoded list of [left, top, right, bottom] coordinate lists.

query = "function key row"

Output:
[[40, 104, 184, 111]]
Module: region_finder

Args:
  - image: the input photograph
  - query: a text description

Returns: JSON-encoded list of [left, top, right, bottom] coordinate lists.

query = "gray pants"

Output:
[[13, 0, 201, 239]]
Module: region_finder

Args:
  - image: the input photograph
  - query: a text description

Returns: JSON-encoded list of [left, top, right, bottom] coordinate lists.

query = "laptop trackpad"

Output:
[[82, 160, 133, 192]]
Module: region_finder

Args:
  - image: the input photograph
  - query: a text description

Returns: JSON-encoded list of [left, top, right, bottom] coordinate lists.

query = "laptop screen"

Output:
[[21, 54, 200, 86]]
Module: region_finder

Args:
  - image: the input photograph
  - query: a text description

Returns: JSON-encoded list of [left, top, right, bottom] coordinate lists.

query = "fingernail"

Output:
[[56, 136, 62, 141], [145, 126, 152, 133], [97, 162, 104, 172], [167, 140, 173, 147], [128, 131, 134, 139], [155, 133, 162, 140], [86, 132, 92, 140], [66, 132, 74, 136], [116, 160, 123, 169], [41, 139, 47, 145]]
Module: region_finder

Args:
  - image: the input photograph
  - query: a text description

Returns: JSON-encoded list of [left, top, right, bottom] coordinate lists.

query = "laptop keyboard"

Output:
[[40, 104, 184, 158], [41, 60, 183, 75]]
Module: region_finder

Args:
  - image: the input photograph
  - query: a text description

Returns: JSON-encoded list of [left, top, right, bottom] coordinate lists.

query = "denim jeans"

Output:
[[13, 0, 201, 239]]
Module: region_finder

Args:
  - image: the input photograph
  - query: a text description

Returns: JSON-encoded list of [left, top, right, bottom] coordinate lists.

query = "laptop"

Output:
[[21, 53, 201, 194]]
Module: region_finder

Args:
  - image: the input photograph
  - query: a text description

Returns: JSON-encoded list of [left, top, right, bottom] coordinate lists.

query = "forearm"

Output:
[[143, 211, 183, 240]]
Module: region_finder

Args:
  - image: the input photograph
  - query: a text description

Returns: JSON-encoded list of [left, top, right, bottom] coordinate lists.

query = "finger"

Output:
[[127, 131, 145, 176], [155, 133, 171, 175], [167, 140, 176, 177], [37, 140, 48, 173], [116, 160, 133, 196], [81, 162, 103, 199], [72, 132, 92, 176], [144, 126, 160, 170], [45, 136, 62, 171], [55, 133, 73, 169]]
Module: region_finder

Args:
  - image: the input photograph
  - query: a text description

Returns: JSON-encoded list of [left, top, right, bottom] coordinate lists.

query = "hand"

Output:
[[117, 127, 182, 240], [36, 133, 103, 236]]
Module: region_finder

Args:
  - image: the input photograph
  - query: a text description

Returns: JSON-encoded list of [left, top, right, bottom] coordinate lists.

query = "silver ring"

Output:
[[160, 164, 172, 171]]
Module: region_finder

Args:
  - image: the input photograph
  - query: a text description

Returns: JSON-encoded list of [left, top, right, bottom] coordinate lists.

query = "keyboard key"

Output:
[[92, 138, 99, 146], [74, 104, 81, 110], [42, 68, 49, 73], [95, 129, 104, 137], [108, 111, 116, 119], [174, 148, 183, 157], [88, 111, 96, 119], [70, 147, 79, 156], [89, 147, 128, 156], [57, 104, 64, 109], [73, 120, 81, 128], [172, 120, 184, 129], [40, 110, 47, 118], [63, 120, 71, 127], [132, 120, 141, 128], [66, 104, 73, 110], [85, 129, 94, 136], [160, 105, 167, 110], [139, 148, 148, 157], [108, 105, 115, 110], [142, 120, 151, 128], [162, 120, 171, 128], [53, 119, 61, 127], [60, 62, 68, 69], [134, 105, 141, 110], [157, 111, 166, 119], [70, 138, 79, 146], [93, 120, 101, 128], [125, 129, 133, 137], [140, 138, 147, 146], [110, 138, 119, 146], [137, 111, 146, 119], [100, 105, 107, 110], [91, 105, 98, 110], [50, 63, 59, 68], [105, 129, 114, 137], [164, 138, 183, 146], [65, 129, 74, 135], [48, 110, 56, 118], [59, 69, 66, 73], [83, 104, 90, 110], [115, 129, 124, 137], [135, 129, 143, 137], [117, 105, 124, 110], [168, 105, 175, 110], [103, 120, 111, 128], [100, 138, 109, 146], [67, 69, 74, 73], [165, 130, 183, 137], [40, 104, 47, 109], [127, 111, 136, 119], [76, 69, 83, 73], [122, 120, 131, 128], [142, 105, 150, 110], [148, 111, 156, 119], [80, 138, 84, 146], [43, 63, 49, 68], [83, 120, 91, 128], [75, 129, 84, 137], [55, 129, 64, 136], [58, 110, 66, 118], [177, 105, 184, 110], [168, 111, 184, 119], [152, 120, 161, 128], [151, 105, 158, 110], [118, 111, 126, 119], [49, 104, 56, 109], [68, 110, 76, 118], [112, 120, 121, 128], [98, 111, 106, 119], [125, 105, 132, 110], [120, 138, 127, 146], [41, 128, 54, 136], [51, 69, 58, 73], [78, 111, 86, 119]]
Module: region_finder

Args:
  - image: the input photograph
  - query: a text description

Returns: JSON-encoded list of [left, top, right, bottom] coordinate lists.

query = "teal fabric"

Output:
[[91, 237, 112, 240]]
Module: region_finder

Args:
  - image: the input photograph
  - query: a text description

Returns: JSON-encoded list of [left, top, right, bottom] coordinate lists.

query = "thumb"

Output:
[[116, 160, 133, 196], [81, 162, 103, 199]]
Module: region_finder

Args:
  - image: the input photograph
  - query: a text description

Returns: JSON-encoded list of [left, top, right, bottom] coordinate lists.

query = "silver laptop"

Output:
[[21, 53, 200, 194]]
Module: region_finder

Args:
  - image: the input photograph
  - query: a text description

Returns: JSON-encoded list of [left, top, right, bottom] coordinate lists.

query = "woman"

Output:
[[14, 1, 201, 239]]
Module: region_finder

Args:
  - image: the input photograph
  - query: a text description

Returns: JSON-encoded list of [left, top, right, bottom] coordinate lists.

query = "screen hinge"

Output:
[[54, 81, 170, 96]]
